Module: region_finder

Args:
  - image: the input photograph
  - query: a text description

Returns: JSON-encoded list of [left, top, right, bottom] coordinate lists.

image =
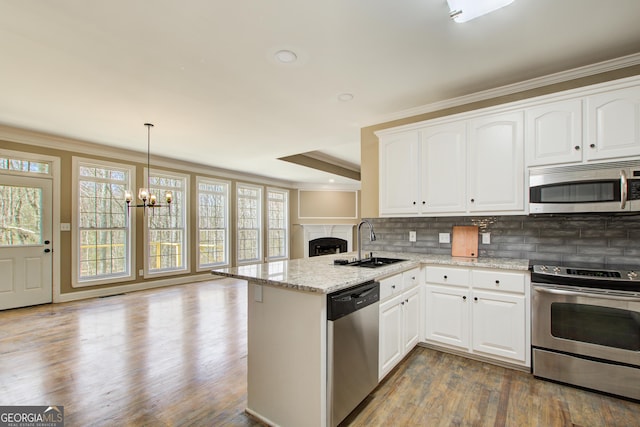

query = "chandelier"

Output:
[[124, 123, 172, 213]]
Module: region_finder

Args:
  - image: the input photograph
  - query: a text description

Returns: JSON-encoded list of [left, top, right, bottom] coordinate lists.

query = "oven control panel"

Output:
[[532, 264, 640, 292]]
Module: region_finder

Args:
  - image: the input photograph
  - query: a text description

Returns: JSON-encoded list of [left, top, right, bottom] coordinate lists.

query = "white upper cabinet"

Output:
[[586, 86, 640, 161], [421, 122, 467, 213], [526, 99, 583, 166], [379, 131, 421, 215], [378, 77, 640, 216], [468, 112, 524, 212]]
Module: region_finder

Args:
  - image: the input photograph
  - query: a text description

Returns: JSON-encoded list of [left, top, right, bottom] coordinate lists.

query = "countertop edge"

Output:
[[212, 253, 530, 294]]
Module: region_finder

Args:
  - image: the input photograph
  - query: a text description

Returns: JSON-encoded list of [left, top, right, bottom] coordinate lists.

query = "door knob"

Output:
[[44, 240, 50, 245], [44, 248, 51, 253]]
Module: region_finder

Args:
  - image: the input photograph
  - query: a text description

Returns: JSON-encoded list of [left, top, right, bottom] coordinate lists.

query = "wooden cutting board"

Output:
[[451, 226, 479, 258]]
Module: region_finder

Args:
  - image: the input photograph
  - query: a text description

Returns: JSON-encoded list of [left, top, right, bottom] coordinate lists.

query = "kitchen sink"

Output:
[[345, 257, 406, 268]]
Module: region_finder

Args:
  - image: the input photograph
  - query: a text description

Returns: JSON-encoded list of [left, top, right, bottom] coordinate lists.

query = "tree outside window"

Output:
[[267, 188, 288, 260], [237, 184, 262, 264]]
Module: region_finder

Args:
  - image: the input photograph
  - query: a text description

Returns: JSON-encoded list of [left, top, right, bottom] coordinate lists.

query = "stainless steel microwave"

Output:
[[529, 161, 640, 214]]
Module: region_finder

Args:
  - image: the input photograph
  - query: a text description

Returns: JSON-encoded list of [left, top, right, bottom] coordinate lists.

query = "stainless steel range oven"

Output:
[[531, 264, 640, 400]]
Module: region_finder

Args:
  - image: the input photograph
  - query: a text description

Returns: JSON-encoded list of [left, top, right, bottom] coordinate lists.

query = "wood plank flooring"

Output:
[[1, 278, 639, 426]]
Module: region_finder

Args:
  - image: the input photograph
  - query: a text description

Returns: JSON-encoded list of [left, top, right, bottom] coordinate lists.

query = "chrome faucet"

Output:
[[357, 219, 376, 261]]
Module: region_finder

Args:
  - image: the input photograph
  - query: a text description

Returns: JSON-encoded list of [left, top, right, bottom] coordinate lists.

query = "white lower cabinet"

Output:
[[379, 269, 421, 380], [424, 284, 469, 349], [423, 266, 530, 367], [471, 290, 526, 362]]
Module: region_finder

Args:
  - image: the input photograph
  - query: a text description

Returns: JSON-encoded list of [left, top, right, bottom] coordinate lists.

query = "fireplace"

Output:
[[309, 237, 348, 257], [301, 224, 354, 258]]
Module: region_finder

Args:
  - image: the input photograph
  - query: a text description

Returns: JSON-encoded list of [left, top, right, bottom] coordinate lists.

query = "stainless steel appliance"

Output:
[[327, 280, 380, 427], [529, 161, 640, 214], [531, 264, 640, 400]]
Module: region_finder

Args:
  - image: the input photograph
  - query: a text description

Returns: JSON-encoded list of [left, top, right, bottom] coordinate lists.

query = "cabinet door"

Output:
[[424, 285, 469, 350], [421, 122, 467, 213], [379, 131, 421, 215], [468, 112, 524, 212], [526, 99, 583, 166], [586, 86, 640, 161], [471, 290, 526, 362], [379, 295, 403, 380], [402, 287, 420, 353]]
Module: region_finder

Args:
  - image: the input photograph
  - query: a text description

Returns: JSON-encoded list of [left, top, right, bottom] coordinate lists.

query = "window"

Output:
[[146, 170, 189, 275], [266, 188, 288, 260], [0, 156, 50, 175], [197, 177, 229, 269], [237, 183, 262, 264], [74, 159, 133, 285]]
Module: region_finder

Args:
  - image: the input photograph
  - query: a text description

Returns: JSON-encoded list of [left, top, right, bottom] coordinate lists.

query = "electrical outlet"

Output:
[[139, 269, 144, 276], [409, 231, 417, 242], [439, 233, 450, 244], [482, 232, 491, 244]]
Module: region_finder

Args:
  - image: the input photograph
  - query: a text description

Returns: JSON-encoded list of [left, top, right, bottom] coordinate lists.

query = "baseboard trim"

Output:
[[55, 273, 222, 303]]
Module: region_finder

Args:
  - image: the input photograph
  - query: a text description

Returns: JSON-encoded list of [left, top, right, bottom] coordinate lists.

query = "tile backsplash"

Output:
[[362, 215, 640, 266]]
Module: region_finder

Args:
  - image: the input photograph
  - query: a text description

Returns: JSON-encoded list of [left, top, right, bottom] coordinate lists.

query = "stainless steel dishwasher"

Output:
[[327, 280, 380, 427]]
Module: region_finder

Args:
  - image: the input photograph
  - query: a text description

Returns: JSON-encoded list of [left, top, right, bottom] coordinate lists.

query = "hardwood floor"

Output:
[[1, 278, 638, 426]]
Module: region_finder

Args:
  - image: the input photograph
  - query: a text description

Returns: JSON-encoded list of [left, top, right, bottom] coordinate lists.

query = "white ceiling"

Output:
[[1, 1, 640, 187]]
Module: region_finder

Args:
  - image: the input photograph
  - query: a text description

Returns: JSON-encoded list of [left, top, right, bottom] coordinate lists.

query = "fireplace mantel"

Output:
[[301, 224, 354, 258]]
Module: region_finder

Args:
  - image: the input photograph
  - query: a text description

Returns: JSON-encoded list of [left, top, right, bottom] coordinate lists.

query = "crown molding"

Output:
[[364, 52, 640, 127], [0, 123, 296, 188]]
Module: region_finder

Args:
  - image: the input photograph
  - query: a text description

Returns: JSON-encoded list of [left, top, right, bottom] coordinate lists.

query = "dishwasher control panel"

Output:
[[327, 280, 380, 321]]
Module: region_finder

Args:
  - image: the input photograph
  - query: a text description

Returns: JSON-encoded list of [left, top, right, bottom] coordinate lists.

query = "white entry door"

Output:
[[0, 174, 53, 310]]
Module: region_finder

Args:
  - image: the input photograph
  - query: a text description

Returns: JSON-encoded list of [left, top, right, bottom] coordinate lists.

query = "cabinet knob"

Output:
[[405, 299, 409, 303], [444, 275, 448, 279], [495, 280, 500, 285], [392, 285, 396, 289], [413, 201, 416, 205], [470, 198, 475, 203], [574, 145, 580, 151], [590, 143, 596, 148], [401, 301, 405, 305], [462, 295, 467, 300], [474, 297, 478, 301], [422, 201, 426, 205]]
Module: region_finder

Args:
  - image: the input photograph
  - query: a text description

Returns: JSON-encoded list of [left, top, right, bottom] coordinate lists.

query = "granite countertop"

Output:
[[212, 252, 530, 294]]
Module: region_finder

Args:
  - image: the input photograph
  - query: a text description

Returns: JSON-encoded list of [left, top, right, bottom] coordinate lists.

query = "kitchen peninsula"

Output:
[[212, 252, 529, 427]]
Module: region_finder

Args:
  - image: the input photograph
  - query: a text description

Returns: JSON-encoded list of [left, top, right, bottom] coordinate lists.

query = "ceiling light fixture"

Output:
[[447, 0, 515, 23], [125, 123, 172, 214], [274, 49, 298, 63]]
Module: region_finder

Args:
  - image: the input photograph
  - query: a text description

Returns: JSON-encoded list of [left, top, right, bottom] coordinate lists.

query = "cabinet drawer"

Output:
[[425, 266, 469, 287], [402, 268, 420, 290], [380, 274, 403, 301], [471, 269, 525, 294]]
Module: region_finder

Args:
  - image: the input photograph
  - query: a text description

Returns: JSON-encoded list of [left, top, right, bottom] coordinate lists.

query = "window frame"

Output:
[[143, 167, 190, 278], [72, 157, 136, 287], [196, 176, 230, 271], [236, 182, 263, 265], [266, 187, 289, 261]]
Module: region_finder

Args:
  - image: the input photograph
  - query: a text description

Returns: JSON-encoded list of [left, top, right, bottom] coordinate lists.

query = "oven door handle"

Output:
[[534, 285, 640, 302], [621, 169, 628, 210]]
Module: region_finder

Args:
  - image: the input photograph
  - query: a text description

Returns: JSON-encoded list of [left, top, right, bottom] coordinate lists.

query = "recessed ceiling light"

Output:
[[329, 179, 335, 183], [274, 49, 298, 63], [337, 93, 354, 102]]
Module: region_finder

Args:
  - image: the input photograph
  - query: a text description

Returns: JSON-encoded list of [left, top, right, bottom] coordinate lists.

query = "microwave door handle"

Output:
[[620, 169, 628, 209]]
